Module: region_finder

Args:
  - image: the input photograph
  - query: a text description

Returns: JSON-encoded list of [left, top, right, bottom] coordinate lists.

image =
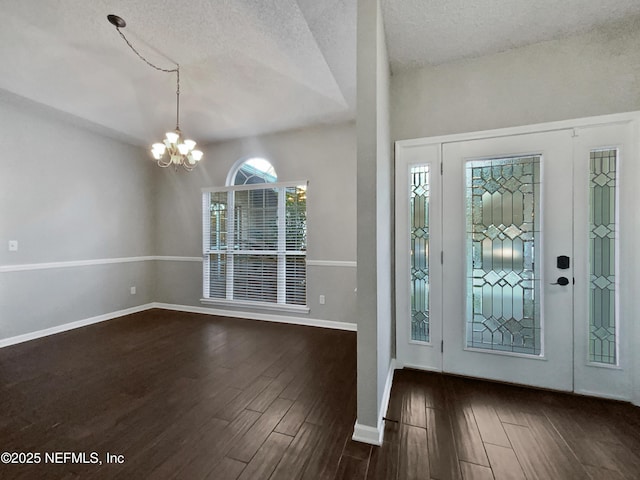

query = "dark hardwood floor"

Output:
[[1, 309, 639, 479], [376, 369, 640, 480]]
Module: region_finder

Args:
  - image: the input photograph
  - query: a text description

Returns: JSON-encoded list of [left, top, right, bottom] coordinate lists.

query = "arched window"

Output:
[[228, 157, 277, 186]]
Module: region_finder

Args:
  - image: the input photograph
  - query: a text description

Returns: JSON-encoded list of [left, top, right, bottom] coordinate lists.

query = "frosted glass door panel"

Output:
[[411, 165, 430, 342], [589, 149, 618, 365], [466, 156, 541, 355]]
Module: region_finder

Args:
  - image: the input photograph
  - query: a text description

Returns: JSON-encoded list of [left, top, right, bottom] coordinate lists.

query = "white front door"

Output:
[[395, 116, 636, 400], [442, 130, 573, 391]]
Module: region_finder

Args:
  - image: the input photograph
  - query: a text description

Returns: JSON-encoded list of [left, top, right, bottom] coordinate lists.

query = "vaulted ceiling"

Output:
[[0, 0, 356, 145], [1, 0, 637, 146]]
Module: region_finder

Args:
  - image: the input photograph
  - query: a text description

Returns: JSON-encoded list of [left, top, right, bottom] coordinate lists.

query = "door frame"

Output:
[[394, 111, 640, 406]]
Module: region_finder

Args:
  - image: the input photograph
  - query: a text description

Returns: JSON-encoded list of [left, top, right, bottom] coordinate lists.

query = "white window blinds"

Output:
[[202, 182, 307, 307]]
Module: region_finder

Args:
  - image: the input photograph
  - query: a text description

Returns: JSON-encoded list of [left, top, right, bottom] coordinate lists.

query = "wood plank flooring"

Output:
[[376, 369, 640, 480], [1, 309, 640, 479]]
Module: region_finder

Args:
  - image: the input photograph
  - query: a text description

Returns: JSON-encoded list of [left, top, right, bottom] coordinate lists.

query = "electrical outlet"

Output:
[[130, 286, 136, 295], [319, 295, 325, 305], [8, 240, 18, 252]]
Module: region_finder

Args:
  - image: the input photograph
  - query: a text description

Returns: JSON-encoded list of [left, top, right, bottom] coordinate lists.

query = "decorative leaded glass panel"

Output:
[[589, 149, 617, 364], [410, 165, 430, 342], [465, 156, 541, 355]]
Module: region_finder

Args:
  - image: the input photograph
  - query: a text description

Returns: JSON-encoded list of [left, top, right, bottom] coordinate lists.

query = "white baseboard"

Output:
[[396, 361, 442, 373], [352, 422, 384, 446], [0, 302, 356, 349], [573, 388, 630, 402], [380, 358, 397, 424], [153, 302, 357, 332], [352, 359, 397, 446], [0, 303, 155, 348]]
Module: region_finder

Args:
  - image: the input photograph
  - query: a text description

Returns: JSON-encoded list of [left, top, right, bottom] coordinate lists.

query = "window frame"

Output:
[[226, 157, 278, 186], [201, 180, 309, 313]]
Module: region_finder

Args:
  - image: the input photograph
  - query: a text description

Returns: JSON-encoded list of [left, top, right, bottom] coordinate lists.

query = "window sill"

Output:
[[200, 298, 310, 315]]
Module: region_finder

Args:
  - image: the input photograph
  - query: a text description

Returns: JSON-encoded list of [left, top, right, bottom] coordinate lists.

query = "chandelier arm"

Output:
[[157, 156, 172, 168]]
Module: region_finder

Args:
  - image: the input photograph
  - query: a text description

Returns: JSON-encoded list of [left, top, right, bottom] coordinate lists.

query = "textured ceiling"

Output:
[[0, 0, 356, 145], [1, 1, 637, 146], [382, 0, 640, 71]]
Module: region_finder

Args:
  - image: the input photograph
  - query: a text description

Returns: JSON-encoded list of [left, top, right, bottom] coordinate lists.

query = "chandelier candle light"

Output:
[[107, 14, 203, 171]]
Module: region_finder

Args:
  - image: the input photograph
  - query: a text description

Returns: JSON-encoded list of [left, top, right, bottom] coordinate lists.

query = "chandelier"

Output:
[[107, 14, 203, 171]]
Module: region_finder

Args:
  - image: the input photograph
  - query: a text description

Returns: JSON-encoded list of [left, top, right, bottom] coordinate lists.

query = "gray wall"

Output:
[[355, 0, 393, 432], [391, 15, 640, 141], [0, 92, 155, 341], [154, 121, 357, 324]]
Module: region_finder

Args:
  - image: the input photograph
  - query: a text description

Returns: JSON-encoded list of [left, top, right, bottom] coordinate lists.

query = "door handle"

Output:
[[551, 277, 570, 286]]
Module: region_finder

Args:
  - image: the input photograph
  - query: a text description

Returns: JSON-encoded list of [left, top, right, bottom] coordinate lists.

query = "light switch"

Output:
[[8, 240, 18, 252]]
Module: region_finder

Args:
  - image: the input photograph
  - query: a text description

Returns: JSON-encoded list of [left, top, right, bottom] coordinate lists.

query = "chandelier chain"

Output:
[[115, 26, 181, 129], [115, 27, 177, 74], [108, 14, 202, 171], [176, 68, 180, 129]]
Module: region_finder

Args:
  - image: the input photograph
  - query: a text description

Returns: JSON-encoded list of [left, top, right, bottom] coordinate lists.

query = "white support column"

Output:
[[354, 0, 394, 445]]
